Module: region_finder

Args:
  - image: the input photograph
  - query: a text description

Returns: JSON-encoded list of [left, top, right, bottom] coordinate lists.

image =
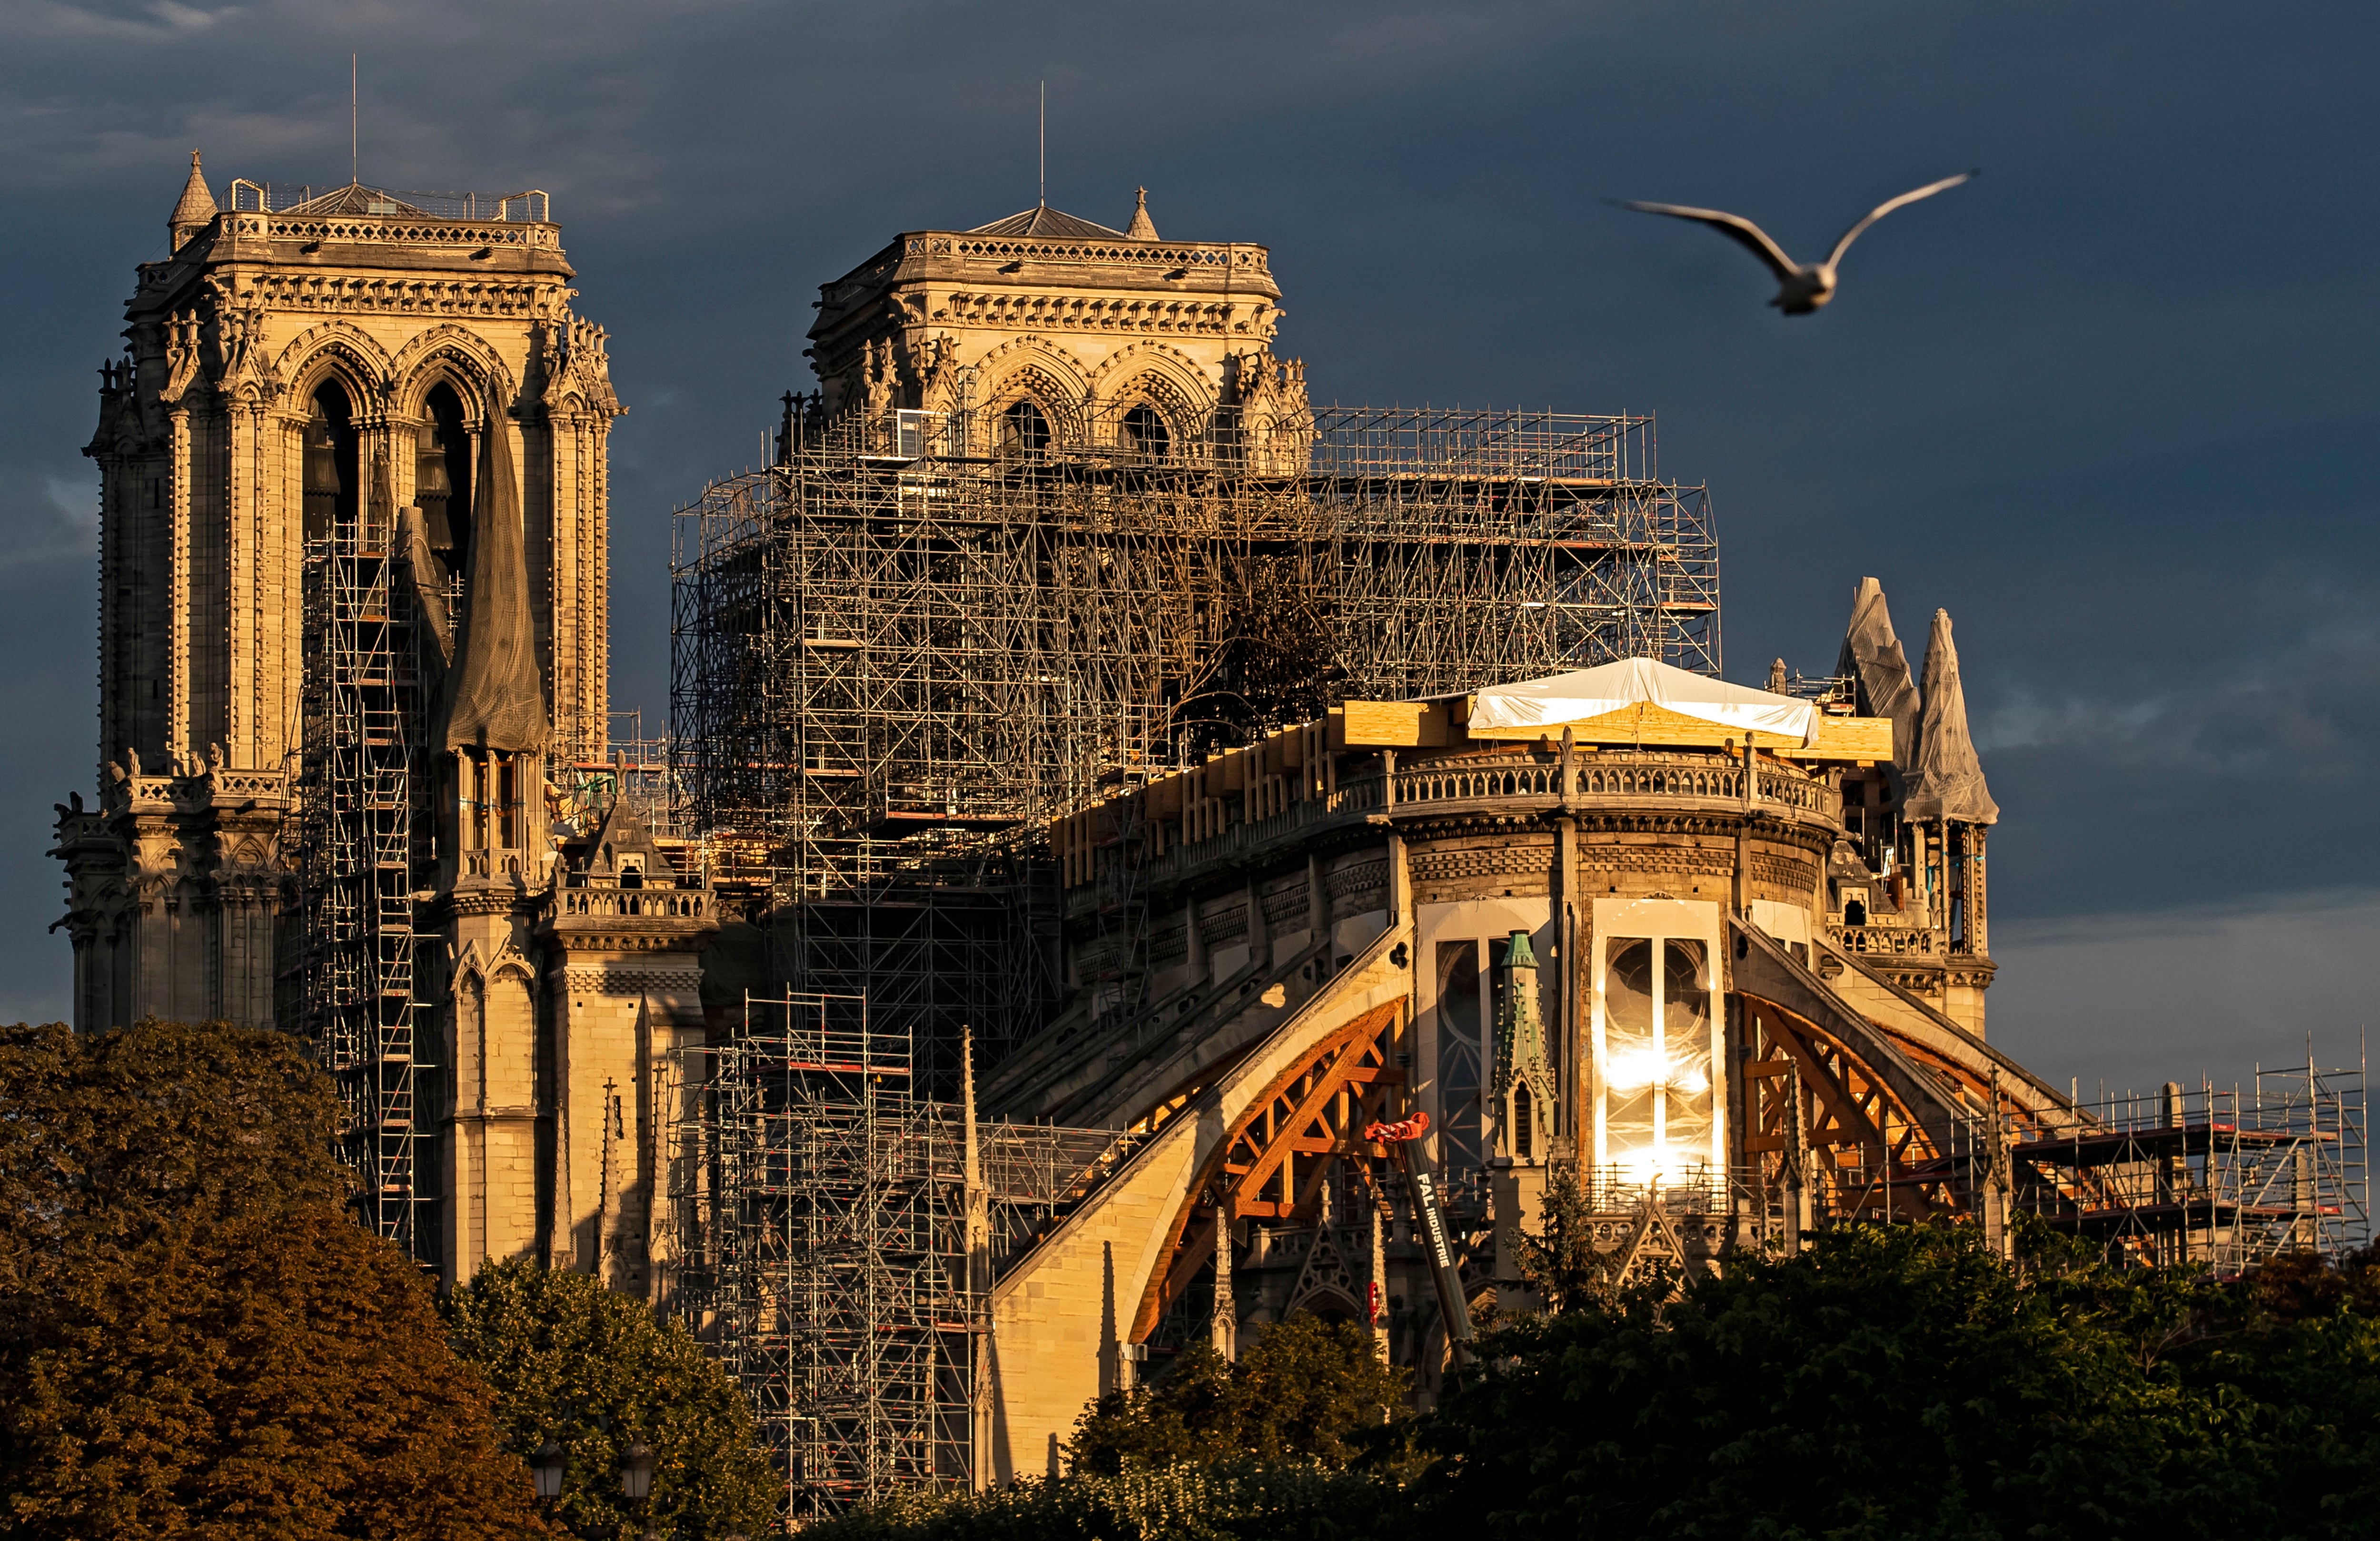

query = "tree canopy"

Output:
[[0, 1020, 552, 1541], [1412, 1222, 2380, 1541], [828, 1224, 2380, 1541], [443, 1257, 779, 1540], [1066, 1312, 1408, 1475]]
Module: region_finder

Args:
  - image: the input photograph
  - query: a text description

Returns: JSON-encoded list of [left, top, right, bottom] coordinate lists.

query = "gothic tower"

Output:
[[803, 188, 1309, 465], [55, 158, 704, 1294]]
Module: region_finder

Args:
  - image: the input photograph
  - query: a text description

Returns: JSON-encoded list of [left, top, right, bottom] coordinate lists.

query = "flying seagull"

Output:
[[1620, 170, 1977, 315]]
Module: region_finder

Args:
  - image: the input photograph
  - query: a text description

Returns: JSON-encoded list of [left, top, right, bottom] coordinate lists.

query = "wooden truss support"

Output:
[[1130, 1000, 1406, 1342], [1740, 993, 1954, 1222]]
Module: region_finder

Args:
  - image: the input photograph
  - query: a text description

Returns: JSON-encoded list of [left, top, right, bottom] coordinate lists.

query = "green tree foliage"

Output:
[[0, 1020, 550, 1540], [1066, 1312, 1408, 1475], [0, 1019, 347, 1279], [1412, 1222, 2380, 1541], [443, 1258, 777, 1540], [800, 1460, 1394, 1541], [1510, 1162, 1630, 1313]]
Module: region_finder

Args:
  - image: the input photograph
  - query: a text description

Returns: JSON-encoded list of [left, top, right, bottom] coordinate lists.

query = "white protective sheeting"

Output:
[[1469, 656, 1817, 744]]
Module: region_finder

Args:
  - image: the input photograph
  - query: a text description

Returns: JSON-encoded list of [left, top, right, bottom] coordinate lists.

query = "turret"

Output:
[[169, 150, 216, 253], [1904, 609, 1997, 1004]]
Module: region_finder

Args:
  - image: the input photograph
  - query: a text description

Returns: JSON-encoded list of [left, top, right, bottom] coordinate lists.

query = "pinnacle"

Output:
[[169, 149, 217, 250], [1125, 186, 1158, 241]]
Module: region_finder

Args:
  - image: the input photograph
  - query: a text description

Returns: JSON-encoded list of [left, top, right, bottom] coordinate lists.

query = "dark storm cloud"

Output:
[[0, 0, 2373, 1079]]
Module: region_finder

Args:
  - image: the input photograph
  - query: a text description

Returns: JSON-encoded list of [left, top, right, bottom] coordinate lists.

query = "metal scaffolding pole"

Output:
[[283, 481, 430, 1257], [670, 401, 1719, 1092]]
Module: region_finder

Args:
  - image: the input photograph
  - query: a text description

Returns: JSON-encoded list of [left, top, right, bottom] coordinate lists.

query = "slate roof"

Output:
[[968, 203, 1128, 240], [283, 182, 429, 217]]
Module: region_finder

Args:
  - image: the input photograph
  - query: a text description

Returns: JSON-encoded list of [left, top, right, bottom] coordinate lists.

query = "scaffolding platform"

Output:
[[672, 991, 1130, 1518], [670, 401, 1720, 1091], [2014, 1056, 2369, 1272], [280, 503, 432, 1258]]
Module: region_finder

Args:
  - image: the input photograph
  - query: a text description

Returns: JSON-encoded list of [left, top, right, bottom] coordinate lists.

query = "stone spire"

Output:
[[1493, 929, 1556, 1161], [1835, 576, 1921, 769], [1125, 186, 1158, 241], [1903, 607, 1999, 825], [169, 150, 217, 253]]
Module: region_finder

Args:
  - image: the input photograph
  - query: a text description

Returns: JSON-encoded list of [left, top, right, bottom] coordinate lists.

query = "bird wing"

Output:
[[1825, 169, 1977, 270], [1619, 200, 1798, 280]]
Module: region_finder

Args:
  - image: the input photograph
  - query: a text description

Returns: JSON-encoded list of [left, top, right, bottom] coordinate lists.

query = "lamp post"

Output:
[[619, 1439, 658, 1541], [529, 1438, 565, 1503]]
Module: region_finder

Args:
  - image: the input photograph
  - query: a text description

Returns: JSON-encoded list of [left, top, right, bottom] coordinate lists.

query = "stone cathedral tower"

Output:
[[54, 157, 707, 1295]]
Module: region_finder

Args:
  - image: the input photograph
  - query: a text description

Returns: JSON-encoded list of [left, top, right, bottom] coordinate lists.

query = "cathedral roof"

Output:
[[969, 203, 1127, 240], [169, 151, 217, 247], [283, 182, 428, 217]]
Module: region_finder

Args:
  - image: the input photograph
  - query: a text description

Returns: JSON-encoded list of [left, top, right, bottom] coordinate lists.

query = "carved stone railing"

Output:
[[1125, 750, 1839, 896], [915, 234, 1268, 273], [1395, 759, 1564, 803], [226, 214, 559, 249], [1828, 922, 1942, 956], [554, 887, 708, 920], [1756, 766, 1828, 812]]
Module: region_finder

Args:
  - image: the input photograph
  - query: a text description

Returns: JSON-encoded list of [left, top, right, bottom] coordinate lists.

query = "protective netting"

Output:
[[1835, 575, 1921, 768], [437, 387, 548, 753], [1903, 606, 1998, 825]]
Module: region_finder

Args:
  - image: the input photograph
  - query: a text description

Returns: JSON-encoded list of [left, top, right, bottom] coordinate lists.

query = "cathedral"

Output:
[[54, 155, 705, 1294], [54, 158, 2161, 1504]]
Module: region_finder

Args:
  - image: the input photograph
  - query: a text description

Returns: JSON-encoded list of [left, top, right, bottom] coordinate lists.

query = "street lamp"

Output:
[[530, 1438, 565, 1501], [619, 1439, 658, 1541], [619, 1439, 655, 1501]]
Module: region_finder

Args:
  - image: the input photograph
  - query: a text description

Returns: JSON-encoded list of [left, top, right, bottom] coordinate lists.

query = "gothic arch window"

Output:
[[1436, 938, 1485, 1177], [1120, 403, 1170, 460], [418, 381, 474, 571], [1000, 399, 1051, 457], [303, 380, 359, 543]]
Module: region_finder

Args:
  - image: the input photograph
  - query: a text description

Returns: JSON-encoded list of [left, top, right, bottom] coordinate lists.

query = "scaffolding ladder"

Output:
[[288, 504, 427, 1256]]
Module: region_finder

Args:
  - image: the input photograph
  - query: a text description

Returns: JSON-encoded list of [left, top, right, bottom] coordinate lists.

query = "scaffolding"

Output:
[[284, 504, 430, 1256], [2014, 1054, 2370, 1273], [676, 991, 1129, 1518], [670, 402, 1719, 1087]]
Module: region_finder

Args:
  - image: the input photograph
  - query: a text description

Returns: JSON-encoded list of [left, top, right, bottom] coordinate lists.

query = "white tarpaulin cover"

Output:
[[1469, 656, 1818, 744]]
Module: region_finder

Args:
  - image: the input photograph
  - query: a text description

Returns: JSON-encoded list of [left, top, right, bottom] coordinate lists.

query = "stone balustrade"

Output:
[[1827, 921, 1943, 956], [1111, 750, 1840, 897], [554, 887, 707, 919]]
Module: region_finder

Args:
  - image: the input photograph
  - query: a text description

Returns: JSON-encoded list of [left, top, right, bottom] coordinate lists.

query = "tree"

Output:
[[0, 1019, 347, 1275], [1510, 1162, 1631, 1314], [1408, 1222, 2380, 1541], [799, 1461, 1395, 1541], [443, 1259, 778, 1540], [1066, 1312, 1408, 1475], [6, 1205, 555, 1540], [0, 1019, 554, 1541]]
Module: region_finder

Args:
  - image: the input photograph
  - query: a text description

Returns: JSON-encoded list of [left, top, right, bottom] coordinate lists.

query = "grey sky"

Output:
[[2, 0, 2371, 1089]]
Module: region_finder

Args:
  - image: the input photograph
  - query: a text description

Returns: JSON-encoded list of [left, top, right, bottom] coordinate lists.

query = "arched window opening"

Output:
[[303, 381, 359, 544], [1000, 399, 1051, 457], [1513, 1082, 1535, 1160], [1437, 939, 1485, 1178], [458, 750, 520, 852], [1120, 403, 1170, 460], [1844, 897, 1868, 927], [418, 382, 473, 573]]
